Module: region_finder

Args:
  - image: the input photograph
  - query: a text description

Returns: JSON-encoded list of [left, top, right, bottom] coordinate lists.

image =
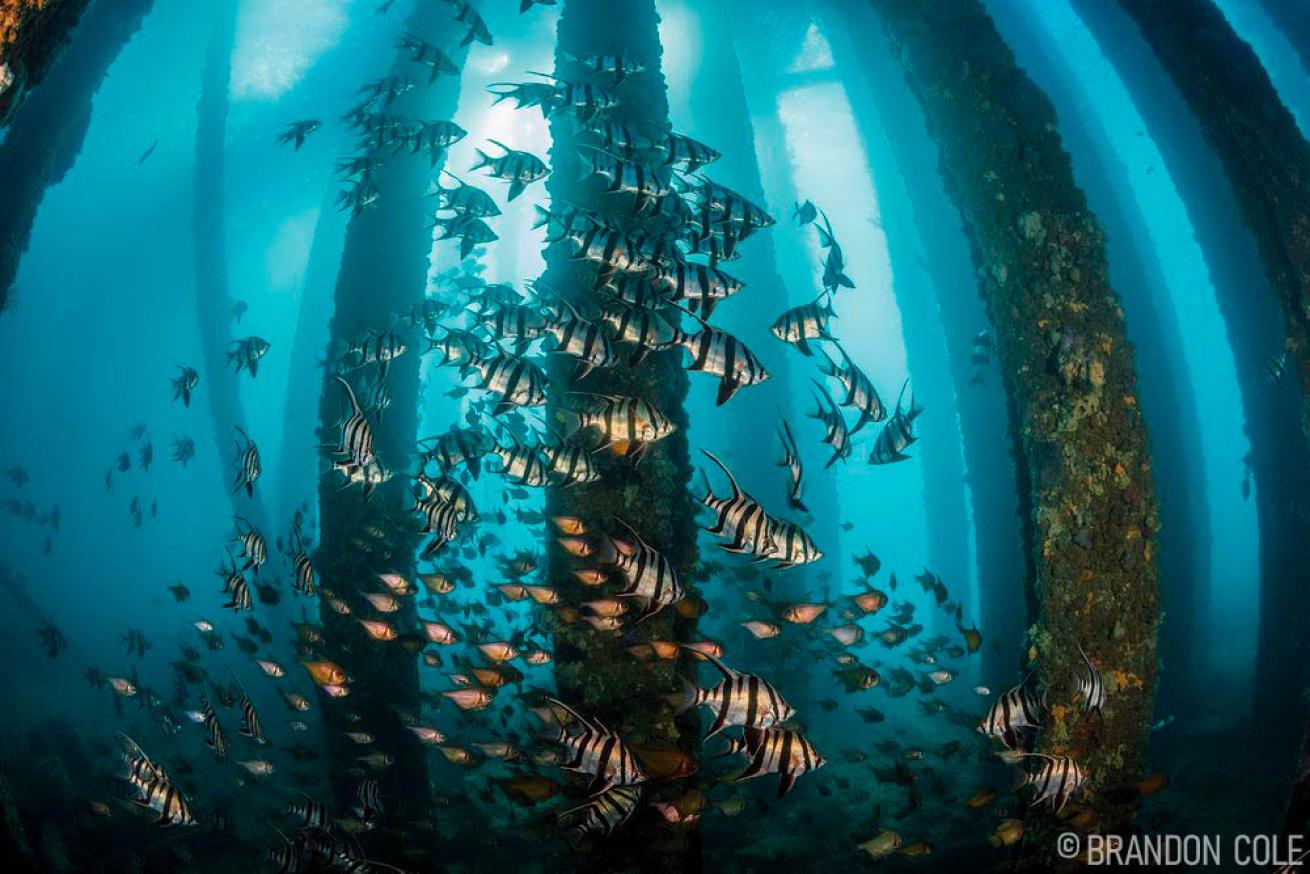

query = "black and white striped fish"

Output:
[[547, 697, 647, 793], [479, 302, 549, 343], [470, 139, 549, 201], [869, 380, 923, 465], [816, 343, 885, 433], [416, 474, 478, 522], [543, 300, 616, 378], [233, 426, 261, 497], [339, 329, 406, 372], [331, 377, 381, 496], [723, 726, 824, 798], [578, 147, 671, 212], [687, 177, 775, 237], [762, 518, 823, 569], [118, 734, 197, 826], [776, 418, 806, 513], [562, 49, 647, 83], [677, 651, 793, 738], [199, 695, 227, 760], [355, 778, 384, 827], [643, 259, 744, 317], [236, 684, 267, 745], [662, 130, 720, 172], [432, 172, 502, 218], [541, 432, 602, 486], [222, 568, 253, 612], [698, 450, 776, 559], [469, 352, 549, 416], [232, 516, 267, 574], [678, 315, 769, 406], [560, 393, 676, 462], [490, 435, 552, 487], [563, 223, 659, 278], [290, 532, 317, 597], [771, 294, 836, 357], [607, 518, 683, 622], [596, 298, 683, 366], [549, 77, 621, 122], [418, 426, 496, 478], [1018, 753, 1087, 813], [1075, 643, 1106, 718], [808, 380, 852, 468], [579, 119, 657, 156], [557, 784, 642, 843], [977, 676, 1045, 749]]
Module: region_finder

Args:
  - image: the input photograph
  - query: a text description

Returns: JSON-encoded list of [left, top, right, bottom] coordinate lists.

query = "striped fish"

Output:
[[608, 518, 683, 622], [541, 433, 602, 486], [470, 139, 549, 201], [678, 316, 769, 406], [563, 393, 676, 462], [237, 684, 267, 745], [596, 298, 683, 366], [291, 538, 316, 596], [1075, 643, 1106, 718], [424, 326, 492, 367], [233, 426, 261, 497], [469, 352, 549, 416], [869, 381, 923, 465], [776, 419, 806, 513], [816, 343, 885, 432], [557, 784, 642, 843], [490, 435, 552, 487], [677, 651, 793, 739], [118, 734, 196, 826], [223, 574, 252, 612], [578, 147, 672, 212], [579, 119, 657, 156], [1019, 753, 1087, 813], [563, 50, 647, 84], [232, 516, 267, 574], [977, 676, 1045, 750], [726, 726, 824, 798], [199, 695, 227, 760], [340, 329, 406, 372], [548, 697, 647, 792], [171, 366, 199, 407], [550, 78, 621, 123], [355, 778, 384, 827], [808, 379, 852, 468], [688, 178, 775, 236], [418, 426, 496, 478], [416, 474, 478, 523], [479, 302, 549, 342], [644, 260, 744, 317], [698, 450, 776, 559], [543, 300, 616, 378], [287, 792, 334, 831], [433, 175, 501, 221], [771, 294, 836, 357], [227, 336, 270, 378], [662, 131, 720, 172], [566, 223, 659, 278], [762, 518, 823, 570], [333, 376, 376, 468]]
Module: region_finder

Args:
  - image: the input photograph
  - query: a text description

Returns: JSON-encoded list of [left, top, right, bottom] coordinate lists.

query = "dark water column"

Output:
[[691, 0, 823, 708], [820, 0, 1024, 680], [986, 0, 1211, 721], [541, 1, 700, 870], [313, 0, 468, 827], [0, 0, 153, 311], [193, 0, 268, 533], [868, 0, 1162, 849], [1256, 0, 1310, 78], [1110, 0, 1310, 831]]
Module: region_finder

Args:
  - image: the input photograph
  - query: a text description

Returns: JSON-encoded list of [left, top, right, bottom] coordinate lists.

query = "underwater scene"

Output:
[[2, 0, 1310, 871]]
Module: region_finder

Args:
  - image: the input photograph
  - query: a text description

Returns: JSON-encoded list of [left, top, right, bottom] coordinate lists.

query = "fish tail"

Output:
[[672, 677, 698, 716]]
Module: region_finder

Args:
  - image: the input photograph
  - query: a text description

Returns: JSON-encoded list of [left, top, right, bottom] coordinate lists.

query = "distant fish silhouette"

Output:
[[138, 139, 158, 163]]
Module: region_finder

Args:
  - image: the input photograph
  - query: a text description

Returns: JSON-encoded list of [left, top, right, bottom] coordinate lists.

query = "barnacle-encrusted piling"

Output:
[[1109, 0, 1310, 832], [313, 0, 470, 837], [0, 0, 152, 311], [541, 0, 701, 869], [868, 0, 1162, 856]]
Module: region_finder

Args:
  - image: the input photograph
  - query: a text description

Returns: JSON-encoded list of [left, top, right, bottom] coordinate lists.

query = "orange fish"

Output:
[[477, 642, 519, 662], [583, 599, 628, 617], [551, 516, 587, 536], [674, 595, 708, 619], [421, 620, 458, 645], [301, 659, 347, 687], [358, 619, 397, 641], [634, 746, 698, 780], [442, 687, 494, 710], [557, 537, 595, 558], [742, 621, 781, 639], [523, 585, 560, 605], [378, 573, 415, 595], [781, 603, 828, 624], [572, 569, 609, 586], [851, 590, 888, 614], [420, 573, 454, 594], [499, 774, 560, 805], [683, 639, 725, 659], [496, 584, 529, 601], [649, 640, 681, 660]]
